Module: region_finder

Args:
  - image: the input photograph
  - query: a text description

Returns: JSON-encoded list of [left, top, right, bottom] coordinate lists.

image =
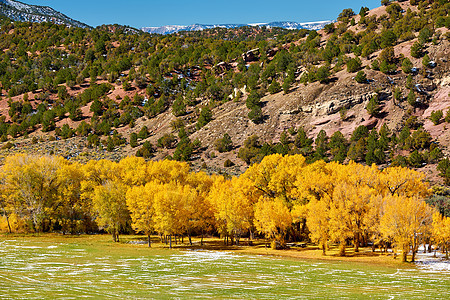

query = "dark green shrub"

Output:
[[354, 71, 367, 83], [224, 159, 234, 168], [430, 110, 443, 125], [215, 133, 233, 153]]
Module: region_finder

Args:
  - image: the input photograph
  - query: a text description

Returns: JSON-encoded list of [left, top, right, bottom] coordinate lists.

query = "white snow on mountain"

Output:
[[0, 0, 89, 28], [142, 20, 333, 35]]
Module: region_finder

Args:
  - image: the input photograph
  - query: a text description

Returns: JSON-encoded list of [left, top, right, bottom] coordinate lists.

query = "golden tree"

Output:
[[306, 199, 330, 255], [152, 183, 193, 248], [185, 171, 215, 245], [380, 195, 434, 262], [93, 180, 130, 242], [254, 197, 292, 247], [126, 183, 157, 247], [1, 154, 64, 232], [57, 162, 87, 234], [119, 156, 149, 186], [208, 176, 257, 245], [377, 166, 430, 198], [432, 212, 450, 259], [329, 182, 376, 256]]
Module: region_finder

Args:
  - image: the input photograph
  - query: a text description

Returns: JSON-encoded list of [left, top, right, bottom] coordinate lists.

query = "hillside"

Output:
[[0, 1, 449, 185], [0, 0, 89, 28]]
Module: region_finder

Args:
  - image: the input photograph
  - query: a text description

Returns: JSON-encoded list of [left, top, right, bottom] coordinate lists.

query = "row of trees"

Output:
[[235, 122, 445, 177], [0, 153, 448, 261]]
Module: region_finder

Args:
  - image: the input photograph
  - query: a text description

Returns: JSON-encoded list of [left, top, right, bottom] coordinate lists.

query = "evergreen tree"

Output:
[[130, 133, 138, 148]]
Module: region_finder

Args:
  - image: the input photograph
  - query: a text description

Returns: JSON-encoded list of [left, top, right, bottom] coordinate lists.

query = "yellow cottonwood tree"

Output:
[[1, 154, 64, 232], [293, 160, 338, 204], [126, 182, 159, 247], [306, 199, 330, 255], [329, 183, 376, 255], [93, 180, 130, 242], [57, 162, 86, 234], [208, 176, 257, 245], [119, 156, 148, 186], [432, 212, 450, 259], [378, 166, 430, 198], [380, 195, 434, 262], [81, 159, 122, 212], [185, 171, 215, 245], [147, 160, 190, 185], [0, 175, 15, 233], [254, 197, 292, 245], [243, 154, 307, 204], [153, 183, 193, 248]]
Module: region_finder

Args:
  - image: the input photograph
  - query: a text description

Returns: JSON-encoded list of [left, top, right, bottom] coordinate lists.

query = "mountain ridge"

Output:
[[0, 0, 90, 28], [142, 20, 333, 35]]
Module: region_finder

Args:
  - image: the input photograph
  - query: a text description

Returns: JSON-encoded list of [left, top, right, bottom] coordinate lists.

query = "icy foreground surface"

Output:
[[0, 239, 449, 298]]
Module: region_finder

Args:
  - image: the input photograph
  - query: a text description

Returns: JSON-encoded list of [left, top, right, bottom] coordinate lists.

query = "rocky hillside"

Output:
[[0, 1, 449, 185], [0, 0, 89, 28]]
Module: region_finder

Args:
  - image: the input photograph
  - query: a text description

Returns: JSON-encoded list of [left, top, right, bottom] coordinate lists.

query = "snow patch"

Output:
[[141, 20, 333, 35], [414, 246, 450, 272]]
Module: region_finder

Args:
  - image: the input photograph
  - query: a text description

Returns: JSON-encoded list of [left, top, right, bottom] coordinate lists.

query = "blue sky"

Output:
[[26, 0, 382, 28]]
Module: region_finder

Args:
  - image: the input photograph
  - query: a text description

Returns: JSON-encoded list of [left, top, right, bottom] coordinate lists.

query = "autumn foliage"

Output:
[[0, 153, 448, 261]]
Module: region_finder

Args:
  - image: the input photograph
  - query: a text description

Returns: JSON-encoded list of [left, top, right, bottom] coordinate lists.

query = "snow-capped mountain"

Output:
[[142, 20, 333, 35], [0, 0, 89, 28]]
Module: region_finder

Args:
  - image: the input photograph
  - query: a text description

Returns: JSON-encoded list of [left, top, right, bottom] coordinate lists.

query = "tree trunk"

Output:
[[402, 250, 407, 262], [200, 232, 204, 246], [354, 232, 359, 253], [411, 235, 417, 262], [6, 215, 11, 234], [169, 235, 172, 249], [112, 230, 116, 242], [301, 218, 307, 241], [322, 242, 326, 256], [188, 234, 192, 246], [148, 234, 151, 248], [181, 235, 184, 244], [339, 239, 346, 257], [411, 242, 417, 262]]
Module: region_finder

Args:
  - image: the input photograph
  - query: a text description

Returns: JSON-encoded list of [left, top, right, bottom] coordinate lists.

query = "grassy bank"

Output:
[[0, 233, 414, 267], [1, 233, 448, 299]]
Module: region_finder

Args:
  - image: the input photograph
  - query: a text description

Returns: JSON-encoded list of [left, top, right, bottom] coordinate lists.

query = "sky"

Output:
[[25, 0, 382, 28]]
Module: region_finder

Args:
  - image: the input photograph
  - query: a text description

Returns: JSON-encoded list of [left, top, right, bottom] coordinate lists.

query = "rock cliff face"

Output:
[[0, 0, 89, 28]]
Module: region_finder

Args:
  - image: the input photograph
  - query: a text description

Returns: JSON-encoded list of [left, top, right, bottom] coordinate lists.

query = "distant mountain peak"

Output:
[[141, 20, 333, 35], [0, 0, 90, 28]]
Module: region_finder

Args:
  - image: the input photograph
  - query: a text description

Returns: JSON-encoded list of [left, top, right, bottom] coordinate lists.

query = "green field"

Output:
[[0, 235, 448, 299]]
